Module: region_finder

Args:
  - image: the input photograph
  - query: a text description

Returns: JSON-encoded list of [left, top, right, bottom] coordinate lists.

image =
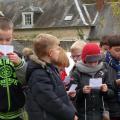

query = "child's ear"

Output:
[[48, 49, 52, 57]]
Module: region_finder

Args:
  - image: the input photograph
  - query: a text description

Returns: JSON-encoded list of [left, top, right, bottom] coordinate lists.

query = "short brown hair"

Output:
[[0, 17, 13, 30], [100, 36, 109, 47], [107, 35, 120, 48], [34, 33, 59, 58]]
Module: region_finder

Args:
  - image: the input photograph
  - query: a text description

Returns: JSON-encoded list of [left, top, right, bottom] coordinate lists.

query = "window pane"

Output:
[[25, 14, 32, 25]]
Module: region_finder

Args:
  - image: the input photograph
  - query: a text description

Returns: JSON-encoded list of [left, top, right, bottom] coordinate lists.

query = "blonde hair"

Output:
[[34, 33, 59, 58], [70, 40, 86, 52], [22, 47, 33, 56]]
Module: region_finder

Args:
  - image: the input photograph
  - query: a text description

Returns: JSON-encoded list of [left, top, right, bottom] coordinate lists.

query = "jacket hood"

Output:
[[26, 55, 48, 81], [76, 60, 103, 75], [30, 54, 46, 68]]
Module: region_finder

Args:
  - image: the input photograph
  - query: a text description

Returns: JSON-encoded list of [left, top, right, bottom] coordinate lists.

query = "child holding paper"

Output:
[[0, 17, 26, 120], [105, 35, 120, 120], [71, 43, 114, 120]]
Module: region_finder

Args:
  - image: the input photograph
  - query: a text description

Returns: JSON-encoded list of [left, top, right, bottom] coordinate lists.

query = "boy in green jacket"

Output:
[[0, 17, 26, 120]]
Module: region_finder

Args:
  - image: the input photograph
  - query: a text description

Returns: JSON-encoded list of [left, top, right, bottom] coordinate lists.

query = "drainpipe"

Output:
[[96, 0, 104, 12], [92, 0, 104, 25]]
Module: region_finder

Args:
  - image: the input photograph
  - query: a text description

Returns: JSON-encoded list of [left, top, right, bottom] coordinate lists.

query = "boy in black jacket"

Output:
[[0, 17, 26, 120], [26, 33, 78, 120], [105, 35, 120, 120]]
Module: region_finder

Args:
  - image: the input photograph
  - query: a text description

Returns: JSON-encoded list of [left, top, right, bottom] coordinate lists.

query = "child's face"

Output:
[[49, 44, 61, 64], [0, 29, 13, 45], [86, 61, 99, 67], [109, 46, 120, 60], [71, 49, 81, 63]]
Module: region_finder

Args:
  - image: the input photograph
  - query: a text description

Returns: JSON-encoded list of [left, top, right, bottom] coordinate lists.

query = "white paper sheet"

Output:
[[89, 78, 102, 89], [0, 45, 14, 55], [68, 84, 77, 92], [63, 76, 71, 85]]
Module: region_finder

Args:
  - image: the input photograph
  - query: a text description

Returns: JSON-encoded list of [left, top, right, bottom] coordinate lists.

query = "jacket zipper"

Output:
[[3, 58, 11, 111], [5, 78, 11, 111]]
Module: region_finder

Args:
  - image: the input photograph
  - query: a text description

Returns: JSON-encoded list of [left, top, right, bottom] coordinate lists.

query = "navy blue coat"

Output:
[[26, 59, 76, 120]]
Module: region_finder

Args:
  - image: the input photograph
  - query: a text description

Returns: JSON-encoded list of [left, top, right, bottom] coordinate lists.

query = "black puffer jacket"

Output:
[[71, 61, 114, 120], [25, 56, 76, 120]]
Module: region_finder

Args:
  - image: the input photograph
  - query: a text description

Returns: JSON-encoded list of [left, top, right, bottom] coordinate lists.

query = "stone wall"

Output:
[[13, 27, 90, 52], [14, 27, 90, 41]]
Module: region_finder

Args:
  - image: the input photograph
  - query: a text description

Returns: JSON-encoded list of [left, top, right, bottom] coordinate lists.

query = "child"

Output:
[[71, 43, 113, 120], [67, 40, 86, 95], [69, 40, 86, 79], [0, 17, 26, 120], [105, 35, 120, 120], [56, 47, 69, 81], [25, 33, 78, 120], [22, 47, 33, 62]]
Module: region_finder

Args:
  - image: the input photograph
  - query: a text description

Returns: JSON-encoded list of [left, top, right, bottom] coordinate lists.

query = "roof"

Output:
[[22, 6, 43, 13], [0, 0, 96, 29], [0, 11, 4, 16], [89, 2, 120, 38], [1, 0, 120, 38]]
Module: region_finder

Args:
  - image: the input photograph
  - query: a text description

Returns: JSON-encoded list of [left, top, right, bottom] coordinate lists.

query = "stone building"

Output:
[[0, 0, 120, 52]]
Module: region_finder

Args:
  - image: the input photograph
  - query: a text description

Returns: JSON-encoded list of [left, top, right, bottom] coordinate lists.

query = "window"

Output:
[[25, 14, 32, 25], [22, 12, 33, 28]]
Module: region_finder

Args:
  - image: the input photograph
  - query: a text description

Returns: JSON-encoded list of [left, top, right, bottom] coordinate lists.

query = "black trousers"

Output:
[[0, 117, 22, 120]]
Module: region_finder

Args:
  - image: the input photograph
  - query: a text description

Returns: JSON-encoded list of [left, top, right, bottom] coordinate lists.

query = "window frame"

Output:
[[22, 12, 34, 28]]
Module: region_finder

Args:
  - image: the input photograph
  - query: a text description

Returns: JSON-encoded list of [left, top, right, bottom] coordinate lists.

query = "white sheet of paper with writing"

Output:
[[68, 84, 77, 92], [89, 78, 102, 89], [0, 45, 14, 55]]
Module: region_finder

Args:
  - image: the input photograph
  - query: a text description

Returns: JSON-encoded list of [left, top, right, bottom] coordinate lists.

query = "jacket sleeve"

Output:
[[15, 58, 27, 84], [30, 69, 75, 120], [70, 68, 85, 98], [102, 65, 115, 98]]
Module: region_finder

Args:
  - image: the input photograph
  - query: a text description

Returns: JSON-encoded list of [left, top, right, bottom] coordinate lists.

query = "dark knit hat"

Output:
[[81, 43, 101, 63]]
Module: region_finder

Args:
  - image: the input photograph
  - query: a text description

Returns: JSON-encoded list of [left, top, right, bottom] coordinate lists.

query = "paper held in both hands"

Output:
[[89, 78, 102, 89], [0, 45, 14, 55]]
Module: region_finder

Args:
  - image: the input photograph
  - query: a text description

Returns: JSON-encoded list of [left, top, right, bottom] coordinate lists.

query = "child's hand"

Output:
[[0, 52, 4, 58], [7, 52, 21, 65], [83, 85, 91, 94], [67, 91, 76, 97], [101, 84, 108, 92], [116, 79, 120, 86], [74, 115, 78, 120]]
